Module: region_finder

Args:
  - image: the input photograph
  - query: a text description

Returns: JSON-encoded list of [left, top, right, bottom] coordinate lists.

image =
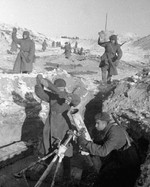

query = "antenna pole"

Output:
[[105, 13, 108, 32]]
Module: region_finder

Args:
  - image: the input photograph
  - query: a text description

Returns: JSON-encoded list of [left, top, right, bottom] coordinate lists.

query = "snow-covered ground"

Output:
[[0, 23, 149, 160]]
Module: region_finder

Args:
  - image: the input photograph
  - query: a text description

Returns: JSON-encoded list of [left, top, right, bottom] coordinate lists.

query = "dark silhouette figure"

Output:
[[42, 40, 48, 51], [12, 91, 44, 154], [52, 41, 55, 48]]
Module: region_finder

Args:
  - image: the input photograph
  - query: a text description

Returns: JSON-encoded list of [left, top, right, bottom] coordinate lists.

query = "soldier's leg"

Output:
[[63, 156, 71, 180], [101, 67, 107, 84], [107, 69, 112, 84]]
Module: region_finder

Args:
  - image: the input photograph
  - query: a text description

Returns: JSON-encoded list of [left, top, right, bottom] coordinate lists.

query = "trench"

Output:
[[0, 84, 150, 187], [83, 91, 149, 187]]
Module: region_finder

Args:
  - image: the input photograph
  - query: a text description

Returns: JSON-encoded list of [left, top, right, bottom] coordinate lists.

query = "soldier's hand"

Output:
[[77, 134, 88, 148], [58, 91, 68, 99], [98, 31, 105, 40], [36, 74, 43, 85], [78, 128, 86, 137], [41, 78, 49, 88], [67, 129, 74, 136], [57, 145, 67, 156], [65, 96, 72, 105]]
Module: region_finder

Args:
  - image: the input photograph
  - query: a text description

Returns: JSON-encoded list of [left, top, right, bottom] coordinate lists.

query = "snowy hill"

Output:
[[133, 35, 150, 50], [0, 23, 53, 53]]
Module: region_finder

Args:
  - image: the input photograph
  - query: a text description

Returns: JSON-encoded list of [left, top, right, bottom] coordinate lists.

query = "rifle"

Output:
[[111, 113, 131, 147], [0, 140, 21, 149], [120, 41, 127, 47]]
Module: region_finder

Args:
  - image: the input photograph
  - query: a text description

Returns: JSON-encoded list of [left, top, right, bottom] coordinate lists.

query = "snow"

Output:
[[0, 23, 149, 160]]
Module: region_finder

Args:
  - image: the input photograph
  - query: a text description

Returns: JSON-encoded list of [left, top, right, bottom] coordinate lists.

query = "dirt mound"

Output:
[[104, 68, 150, 123], [0, 23, 52, 53], [102, 68, 150, 187]]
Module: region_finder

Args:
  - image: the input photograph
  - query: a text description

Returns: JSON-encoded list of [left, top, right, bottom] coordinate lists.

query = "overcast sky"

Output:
[[0, 0, 149, 38]]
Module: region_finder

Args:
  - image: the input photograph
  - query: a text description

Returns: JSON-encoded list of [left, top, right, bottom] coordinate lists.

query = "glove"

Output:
[[65, 96, 72, 105], [36, 74, 43, 85], [40, 78, 49, 88], [113, 60, 119, 66], [78, 128, 86, 137], [57, 144, 67, 157], [77, 134, 88, 147], [58, 91, 68, 99], [67, 129, 75, 136]]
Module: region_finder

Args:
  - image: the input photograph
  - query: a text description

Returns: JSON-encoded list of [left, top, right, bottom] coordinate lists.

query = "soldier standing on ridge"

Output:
[[79, 47, 84, 55], [12, 28, 35, 74], [64, 42, 71, 59], [74, 41, 78, 54], [98, 32, 122, 85], [42, 39, 48, 51], [52, 41, 55, 48]]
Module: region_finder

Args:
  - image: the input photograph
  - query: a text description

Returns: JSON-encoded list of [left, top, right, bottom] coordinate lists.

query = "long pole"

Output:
[[105, 13, 108, 32]]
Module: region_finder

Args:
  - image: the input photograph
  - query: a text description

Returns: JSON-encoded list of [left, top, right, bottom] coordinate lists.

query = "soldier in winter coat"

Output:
[[12, 29, 35, 73], [35, 75, 80, 155], [42, 40, 48, 51], [64, 42, 71, 59], [78, 112, 140, 187], [98, 34, 122, 84]]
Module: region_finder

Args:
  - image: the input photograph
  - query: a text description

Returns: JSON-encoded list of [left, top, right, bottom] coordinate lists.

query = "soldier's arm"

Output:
[[12, 31, 21, 45], [98, 37, 107, 47], [35, 85, 50, 102], [55, 94, 81, 113], [35, 75, 51, 102], [81, 127, 124, 157], [44, 79, 61, 95]]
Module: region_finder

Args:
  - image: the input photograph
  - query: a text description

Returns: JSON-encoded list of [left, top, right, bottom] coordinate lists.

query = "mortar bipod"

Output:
[[34, 132, 74, 187], [14, 150, 57, 178]]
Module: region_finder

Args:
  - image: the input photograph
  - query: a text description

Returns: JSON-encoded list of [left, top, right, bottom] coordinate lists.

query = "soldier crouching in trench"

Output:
[[77, 112, 141, 187], [34, 74, 81, 182]]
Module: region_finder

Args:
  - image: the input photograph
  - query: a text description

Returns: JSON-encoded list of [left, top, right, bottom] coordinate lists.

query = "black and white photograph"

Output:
[[0, 0, 150, 186]]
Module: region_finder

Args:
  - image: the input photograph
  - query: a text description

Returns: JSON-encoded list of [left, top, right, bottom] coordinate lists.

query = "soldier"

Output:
[[35, 75, 80, 180], [42, 40, 48, 51], [79, 47, 83, 55], [64, 42, 71, 59], [74, 41, 78, 54], [98, 33, 122, 84], [78, 112, 140, 187], [58, 42, 61, 47], [35, 75, 80, 155], [52, 41, 55, 48], [12, 28, 35, 73], [75, 41, 78, 49]]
